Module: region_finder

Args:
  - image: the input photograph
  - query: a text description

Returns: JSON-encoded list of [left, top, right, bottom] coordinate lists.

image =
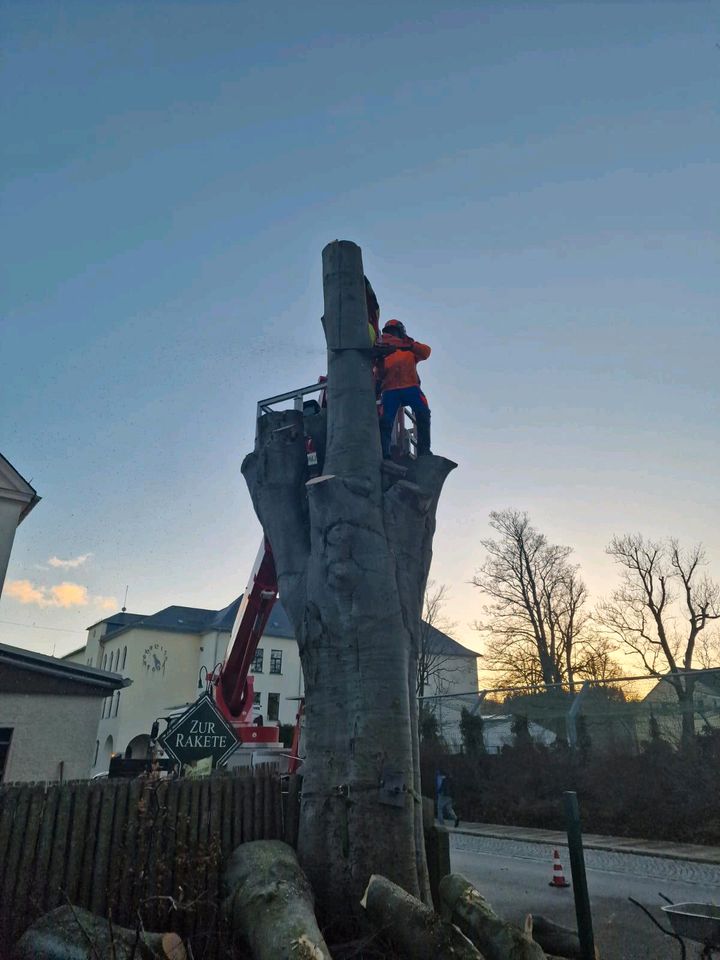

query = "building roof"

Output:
[[86, 611, 147, 632], [95, 595, 297, 642], [0, 642, 130, 692], [423, 624, 479, 658], [642, 668, 720, 701], [0, 453, 41, 523], [86, 596, 475, 655]]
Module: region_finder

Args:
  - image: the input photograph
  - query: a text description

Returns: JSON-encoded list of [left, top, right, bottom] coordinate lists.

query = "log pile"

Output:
[[12, 841, 592, 960]]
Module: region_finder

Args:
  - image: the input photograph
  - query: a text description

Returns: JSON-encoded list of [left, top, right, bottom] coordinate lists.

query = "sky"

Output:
[[1, 0, 718, 668]]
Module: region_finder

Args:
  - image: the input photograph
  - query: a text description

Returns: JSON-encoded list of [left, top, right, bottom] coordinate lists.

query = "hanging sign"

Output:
[[159, 693, 240, 767]]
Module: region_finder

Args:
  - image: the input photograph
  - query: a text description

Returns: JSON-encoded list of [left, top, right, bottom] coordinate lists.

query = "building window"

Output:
[[253, 692, 262, 706], [269, 649, 283, 675], [267, 693, 280, 722], [102, 653, 107, 670], [122, 646, 127, 669], [251, 648, 264, 673], [0, 728, 13, 781], [114, 692, 120, 717]]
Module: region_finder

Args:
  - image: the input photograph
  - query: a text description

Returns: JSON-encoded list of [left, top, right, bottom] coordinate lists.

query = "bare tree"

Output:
[[472, 511, 590, 690], [242, 241, 455, 916], [597, 534, 720, 749]]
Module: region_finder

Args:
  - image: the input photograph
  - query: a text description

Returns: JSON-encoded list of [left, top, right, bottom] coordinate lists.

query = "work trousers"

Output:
[[379, 385, 431, 458]]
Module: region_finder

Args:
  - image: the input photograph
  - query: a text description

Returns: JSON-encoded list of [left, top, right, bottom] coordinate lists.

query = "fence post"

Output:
[[563, 790, 595, 960], [566, 681, 590, 748]]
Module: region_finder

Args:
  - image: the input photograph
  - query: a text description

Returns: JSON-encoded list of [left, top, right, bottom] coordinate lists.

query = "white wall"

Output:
[[0, 498, 23, 599], [0, 690, 103, 782], [93, 627, 200, 772]]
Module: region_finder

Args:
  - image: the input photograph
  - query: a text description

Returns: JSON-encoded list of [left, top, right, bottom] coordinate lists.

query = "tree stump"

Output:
[[242, 240, 456, 917]]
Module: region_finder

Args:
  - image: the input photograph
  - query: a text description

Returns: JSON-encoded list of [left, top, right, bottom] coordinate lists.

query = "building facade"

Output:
[[0, 453, 40, 599], [64, 596, 479, 773], [0, 643, 128, 782]]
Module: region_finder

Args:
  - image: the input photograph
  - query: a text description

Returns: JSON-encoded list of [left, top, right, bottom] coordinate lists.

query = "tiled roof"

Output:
[[0, 642, 129, 691], [94, 597, 474, 653]]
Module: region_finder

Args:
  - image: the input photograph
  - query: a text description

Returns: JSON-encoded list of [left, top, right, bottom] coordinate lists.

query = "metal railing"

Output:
[[255, 380, 417, 460]]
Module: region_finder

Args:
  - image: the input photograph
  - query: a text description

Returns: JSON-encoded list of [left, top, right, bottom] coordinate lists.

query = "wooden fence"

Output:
[[0, 767, 287, 956]]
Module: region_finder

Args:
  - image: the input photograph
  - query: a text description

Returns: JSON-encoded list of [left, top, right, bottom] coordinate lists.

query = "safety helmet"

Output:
[[382, 319, 406, 337]]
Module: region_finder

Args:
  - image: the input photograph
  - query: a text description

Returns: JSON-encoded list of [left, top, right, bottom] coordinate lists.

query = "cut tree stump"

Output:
[[13, 905, 186, 960], [361, 873, 483, 960], [439, 874, 547, 960], [222, 839, 332, 960], [241, 240, 456, 915]]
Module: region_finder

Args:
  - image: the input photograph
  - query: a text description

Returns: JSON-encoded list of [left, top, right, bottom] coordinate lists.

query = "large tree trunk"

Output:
[[439, 875, 546, 960], [13, 906, 185, 960], [361, 874, 483, 960], [242, 240, 455, 918], [222, 840, 331, 960]]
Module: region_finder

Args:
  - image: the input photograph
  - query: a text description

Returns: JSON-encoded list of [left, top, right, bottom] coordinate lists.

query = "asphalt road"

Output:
[[450, 834, 720, 960]]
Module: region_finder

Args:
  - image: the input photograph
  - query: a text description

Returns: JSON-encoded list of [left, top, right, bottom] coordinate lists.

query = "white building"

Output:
[[64, 596, 479, 773], [0, 642, 127, 782], [0, 453, 40, 598]]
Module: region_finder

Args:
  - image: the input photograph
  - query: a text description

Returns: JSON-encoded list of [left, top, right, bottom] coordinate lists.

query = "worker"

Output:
[[377, 319, 431, 458], [436, 770, 460, 828]]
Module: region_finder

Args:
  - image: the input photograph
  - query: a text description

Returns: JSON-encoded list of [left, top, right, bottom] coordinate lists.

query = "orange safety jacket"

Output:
[[378, 335, 431, 392]]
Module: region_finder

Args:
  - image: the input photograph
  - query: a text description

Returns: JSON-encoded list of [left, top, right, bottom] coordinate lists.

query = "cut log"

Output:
[[361, 874, 483, 960], [13, 905, 186, 960], [222, 839, 331, 960], [530, 915, 597, 960], [439, 874, 546, 960]]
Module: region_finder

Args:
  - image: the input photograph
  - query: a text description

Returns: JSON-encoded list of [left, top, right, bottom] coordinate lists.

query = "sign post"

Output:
[[159, 693, 240, 769]]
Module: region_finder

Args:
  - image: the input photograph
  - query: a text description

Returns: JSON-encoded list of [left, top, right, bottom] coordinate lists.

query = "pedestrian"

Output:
[[376, 319, 431, 458], [436, 769, 460, 828]]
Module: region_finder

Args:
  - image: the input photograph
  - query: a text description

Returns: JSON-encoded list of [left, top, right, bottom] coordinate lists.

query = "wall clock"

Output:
[[142, 642, 168, 676]]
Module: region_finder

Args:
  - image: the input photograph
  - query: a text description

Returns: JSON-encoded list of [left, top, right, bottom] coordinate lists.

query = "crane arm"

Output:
[[214, 539, 278, 719]]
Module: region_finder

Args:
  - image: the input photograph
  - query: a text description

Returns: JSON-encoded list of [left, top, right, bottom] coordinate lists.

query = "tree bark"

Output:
[[361, 874, 483, 960], [530, 915, 586, 960], [222, 840, 332, 960], [13, 906, 186, 960], [439, 874, 547, 960], [242, 240, 455, 917]]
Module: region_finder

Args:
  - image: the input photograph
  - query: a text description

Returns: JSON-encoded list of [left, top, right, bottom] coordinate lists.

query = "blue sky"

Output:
[[1, 0, 718, 660]]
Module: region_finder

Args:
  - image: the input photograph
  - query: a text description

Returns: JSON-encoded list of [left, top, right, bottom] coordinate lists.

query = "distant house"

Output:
[[64, 597, 479, 773], [0, 642, 128, 782], [641, 670, 720, 744], [0, 453, 40, 598], [416, 627, 482, 749]]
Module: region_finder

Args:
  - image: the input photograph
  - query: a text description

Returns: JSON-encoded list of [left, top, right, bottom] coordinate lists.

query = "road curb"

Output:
[[451, 826, 720, 867]]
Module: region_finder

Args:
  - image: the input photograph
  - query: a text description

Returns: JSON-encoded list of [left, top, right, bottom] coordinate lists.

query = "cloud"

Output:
[[48, 553, 92, 569], [50, 582, 89, 607], [95, 595, 118, 611], [5, 579, 117, 611], [5, 579, 47, 605]]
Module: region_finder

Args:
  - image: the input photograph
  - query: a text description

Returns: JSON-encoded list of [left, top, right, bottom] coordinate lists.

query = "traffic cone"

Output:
[[548, 848, 570, 888]]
